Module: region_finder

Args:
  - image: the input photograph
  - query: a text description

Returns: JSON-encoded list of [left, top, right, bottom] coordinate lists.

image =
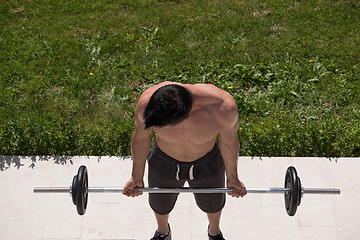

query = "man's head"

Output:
[[144, 84, 193, 130]]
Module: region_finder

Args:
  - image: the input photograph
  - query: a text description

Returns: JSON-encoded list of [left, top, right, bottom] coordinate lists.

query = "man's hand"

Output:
[[122, 178, 144, 197], [227, 177, 247, 198]]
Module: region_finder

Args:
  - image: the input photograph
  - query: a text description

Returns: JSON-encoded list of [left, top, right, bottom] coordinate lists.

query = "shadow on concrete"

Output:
[[0, 156, 74, 171]]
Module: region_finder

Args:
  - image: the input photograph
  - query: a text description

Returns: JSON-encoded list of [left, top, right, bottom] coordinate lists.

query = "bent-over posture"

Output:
[[123, 82, 247, 240]]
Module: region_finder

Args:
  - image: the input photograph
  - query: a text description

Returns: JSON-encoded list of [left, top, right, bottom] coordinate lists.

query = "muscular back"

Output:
[[135, 82, 239, 162]]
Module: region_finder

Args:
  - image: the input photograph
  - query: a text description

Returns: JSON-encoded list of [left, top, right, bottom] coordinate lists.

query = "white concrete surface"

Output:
[[0, 156, 358, 240]]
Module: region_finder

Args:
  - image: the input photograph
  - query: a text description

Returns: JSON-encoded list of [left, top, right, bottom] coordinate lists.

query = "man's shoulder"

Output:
[[192, 84, 238, 125], [191, 84, 236, 108], [191, 83, 221, 91], [192, 84, 234, 99]]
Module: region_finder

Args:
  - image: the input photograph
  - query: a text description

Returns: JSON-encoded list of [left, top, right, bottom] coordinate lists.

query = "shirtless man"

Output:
[[123, 82, 247, 240]]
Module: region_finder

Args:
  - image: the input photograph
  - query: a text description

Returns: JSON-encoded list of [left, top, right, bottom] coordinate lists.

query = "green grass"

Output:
[[0, 0, 359, 157]]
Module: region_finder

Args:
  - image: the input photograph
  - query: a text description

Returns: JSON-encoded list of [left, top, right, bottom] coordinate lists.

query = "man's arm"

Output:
[[123, 98, 152, 197], [218, 98, 247, 198]]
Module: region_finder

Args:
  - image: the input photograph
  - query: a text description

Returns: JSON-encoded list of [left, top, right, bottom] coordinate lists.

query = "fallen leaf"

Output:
[[11, 7, 24, 14]]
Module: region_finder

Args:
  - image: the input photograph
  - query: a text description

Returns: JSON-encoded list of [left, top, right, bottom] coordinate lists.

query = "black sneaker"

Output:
[[150, 224, 171, 240], [208, 231, 225, 240], [208, 225, 225, 240]]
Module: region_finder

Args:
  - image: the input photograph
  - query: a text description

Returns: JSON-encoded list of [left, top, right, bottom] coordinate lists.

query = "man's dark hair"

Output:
[[144, 84, 193, 129]]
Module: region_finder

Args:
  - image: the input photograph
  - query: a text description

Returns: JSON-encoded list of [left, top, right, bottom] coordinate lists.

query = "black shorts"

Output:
[[147, 141, 225, 215]]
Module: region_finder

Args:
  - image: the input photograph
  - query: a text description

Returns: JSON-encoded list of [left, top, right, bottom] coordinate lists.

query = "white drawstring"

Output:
[[189, 165, 194, 180], [176, 164, 195, 181], [176, 164, 180, 181]]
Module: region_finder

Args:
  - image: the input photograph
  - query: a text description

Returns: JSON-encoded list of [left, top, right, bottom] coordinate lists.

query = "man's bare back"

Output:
[[136, 81, 239, 162]]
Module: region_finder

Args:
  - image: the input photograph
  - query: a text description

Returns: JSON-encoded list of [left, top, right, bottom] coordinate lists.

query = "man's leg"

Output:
[[155, 213, 170, 234], [207, 210, 222, 235], [148, 141, 184, 235]]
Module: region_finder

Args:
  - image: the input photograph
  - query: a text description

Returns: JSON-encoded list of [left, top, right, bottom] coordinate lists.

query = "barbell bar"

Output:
[[33, 165, 340, 216], [33, 186, 340, 194]]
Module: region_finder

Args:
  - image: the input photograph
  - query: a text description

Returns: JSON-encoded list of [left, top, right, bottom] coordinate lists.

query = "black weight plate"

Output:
[[297, 176, 302, 206], [76, 165, 88, 215], [72, 175, 77, 205], [284, 166, 300, 216]]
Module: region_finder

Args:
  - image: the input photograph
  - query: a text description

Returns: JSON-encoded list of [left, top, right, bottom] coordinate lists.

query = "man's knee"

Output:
[[194, 193, 226, 213], [149, 193, 179, 215]]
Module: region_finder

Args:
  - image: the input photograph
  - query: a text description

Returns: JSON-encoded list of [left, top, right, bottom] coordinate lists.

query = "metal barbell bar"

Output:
[[33, 186, 340, 194], [33, 165, 340, 216]]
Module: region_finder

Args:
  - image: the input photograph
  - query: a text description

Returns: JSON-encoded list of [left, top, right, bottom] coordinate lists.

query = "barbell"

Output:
[[33, 165, 340, 216]]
